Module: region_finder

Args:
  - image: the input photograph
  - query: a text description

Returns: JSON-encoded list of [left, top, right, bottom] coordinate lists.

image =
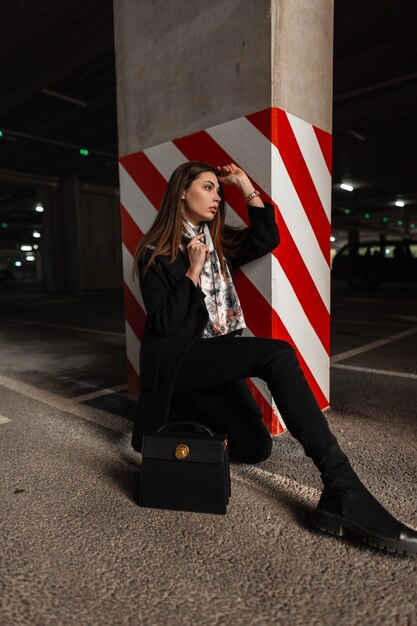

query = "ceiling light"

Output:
[[14, 261, 22, 267], [33, 231, 41, 238], [340, 183, 353, 192], [21, 245, 32, 251], [330, 236, 336, 242], [395, 200, 405, 207], [35, 202, 44, 212], [26, 256, 35, 261]]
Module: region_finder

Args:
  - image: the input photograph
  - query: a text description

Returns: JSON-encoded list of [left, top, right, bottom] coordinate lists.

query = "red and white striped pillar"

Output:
[[119, 105, 331, 435]]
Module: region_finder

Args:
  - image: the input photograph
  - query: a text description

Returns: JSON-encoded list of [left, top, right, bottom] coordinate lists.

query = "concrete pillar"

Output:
[[114, 0, 334, 434]]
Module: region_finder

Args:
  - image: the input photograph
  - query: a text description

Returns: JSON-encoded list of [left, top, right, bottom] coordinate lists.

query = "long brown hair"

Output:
[[132, 160, 249, 280]]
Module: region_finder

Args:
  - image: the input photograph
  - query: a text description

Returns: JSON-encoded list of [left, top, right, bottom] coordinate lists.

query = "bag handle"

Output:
[[155, 421, 215, 438]]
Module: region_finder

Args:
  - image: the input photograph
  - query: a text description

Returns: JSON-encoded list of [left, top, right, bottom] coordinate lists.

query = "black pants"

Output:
[[171, 335, 349, 471]]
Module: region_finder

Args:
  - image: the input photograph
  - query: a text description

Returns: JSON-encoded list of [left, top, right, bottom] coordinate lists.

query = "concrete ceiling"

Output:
[[1, 0, 416, 253]]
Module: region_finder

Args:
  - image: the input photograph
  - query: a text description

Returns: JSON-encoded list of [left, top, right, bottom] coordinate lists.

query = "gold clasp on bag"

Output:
[[175, 444, 190, 459]]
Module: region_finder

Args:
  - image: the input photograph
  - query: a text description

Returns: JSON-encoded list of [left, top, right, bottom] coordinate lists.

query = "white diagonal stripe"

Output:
[[143, 139, 186, 181], [143, 139, 246, 228], [206, 116, 272, 195], [242, 325, 286, 430], [122, 243, 143, 309], [243, 254, 328, 397], [207, 115, 329, 311], [271, 256, 329, 398], [125, 320, 140, 375], [118, 163, 156, 233], [272, 148, 330, 311], [287, 111, 332, 221]]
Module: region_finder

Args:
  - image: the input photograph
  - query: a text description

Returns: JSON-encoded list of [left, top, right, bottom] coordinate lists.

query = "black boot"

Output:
[[261, 344, 417, 555], [312, 455, 417, 555]]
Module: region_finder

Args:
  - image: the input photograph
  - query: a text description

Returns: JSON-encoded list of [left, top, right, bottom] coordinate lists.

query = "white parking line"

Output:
[[232, 465, 319, 504], [330, 327, 417, 363], [331, 363, 417, 380], [0, 320, 125, 337], [25, 321, 125, 337], [331, 318, 413, 327], [71, 384, 128, 402], [0, 415, 11, 424], [0, 375, 132, 434]]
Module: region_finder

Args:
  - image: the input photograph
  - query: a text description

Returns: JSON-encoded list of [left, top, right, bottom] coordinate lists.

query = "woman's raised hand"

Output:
[[216, 163, 251, 188]]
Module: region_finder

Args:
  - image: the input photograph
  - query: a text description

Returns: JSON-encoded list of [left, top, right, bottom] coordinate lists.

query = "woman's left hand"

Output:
[[216, 163, 250, 188]]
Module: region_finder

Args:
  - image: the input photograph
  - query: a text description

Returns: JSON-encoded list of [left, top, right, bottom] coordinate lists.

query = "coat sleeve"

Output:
[[230, 200, 280, 269], [138, 254, 207, 337]]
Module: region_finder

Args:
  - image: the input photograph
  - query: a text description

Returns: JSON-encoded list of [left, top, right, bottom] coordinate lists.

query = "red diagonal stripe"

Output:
[[247, 380, 284, 435], [171, 132, 330, 354], [247, 107, 330, 265], [127, 357, 140, 395], [272, 309, 328, 410], [313, 125, 332, 174], [120, 151, 167, 208], [235, 269, 328, 407], [124, 281, 146, 342], [121, 202, 143, 258], [173, 131, 253, 225]]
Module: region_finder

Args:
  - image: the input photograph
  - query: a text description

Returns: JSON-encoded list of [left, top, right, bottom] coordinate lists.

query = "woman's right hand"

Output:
[[186, 232, 209, 273]]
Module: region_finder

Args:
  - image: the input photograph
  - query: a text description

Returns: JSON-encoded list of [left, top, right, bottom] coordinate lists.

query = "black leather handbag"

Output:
[[138, 421, 231, 514]]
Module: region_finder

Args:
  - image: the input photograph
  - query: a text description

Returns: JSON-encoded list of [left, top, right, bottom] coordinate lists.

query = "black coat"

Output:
[[132, 201, 280, 452]]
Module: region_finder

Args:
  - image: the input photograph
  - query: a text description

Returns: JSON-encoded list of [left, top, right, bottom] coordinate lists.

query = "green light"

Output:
[[1, 222, 8, 228], [411, 223, 416, 228], [0, 130, 3, 138], [79, 148, 89, 156], [364, 213, 371, 219], [382, 217, 388, 223], [397, 220, 403, 226], [344, 209, 351, 214]]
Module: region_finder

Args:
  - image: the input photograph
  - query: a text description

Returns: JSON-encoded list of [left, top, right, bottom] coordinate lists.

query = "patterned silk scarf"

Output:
[[181, 217, 247, 338]]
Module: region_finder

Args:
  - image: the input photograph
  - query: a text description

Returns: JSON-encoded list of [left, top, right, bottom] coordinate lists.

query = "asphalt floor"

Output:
[[1, 279, 416, 626]]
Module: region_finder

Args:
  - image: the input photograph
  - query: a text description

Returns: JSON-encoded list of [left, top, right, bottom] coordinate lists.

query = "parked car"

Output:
[[332, 239, 417, 288]]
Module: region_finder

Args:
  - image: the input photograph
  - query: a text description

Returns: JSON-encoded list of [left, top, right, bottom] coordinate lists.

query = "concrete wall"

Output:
[[114, 0, 332, 153], [272, 0, 333, 131], [114, 0, 272, 153], [41, 178, 122, 292]]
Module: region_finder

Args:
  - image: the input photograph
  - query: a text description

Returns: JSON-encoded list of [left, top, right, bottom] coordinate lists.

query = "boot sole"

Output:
[[313, 508, 417, 556]]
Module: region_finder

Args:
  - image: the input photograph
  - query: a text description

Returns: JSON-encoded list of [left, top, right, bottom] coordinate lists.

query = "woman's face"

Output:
[[180, 171, 222, 226]]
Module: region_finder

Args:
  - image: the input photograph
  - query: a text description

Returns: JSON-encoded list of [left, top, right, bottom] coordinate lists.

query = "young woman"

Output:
[[131, 160, 417, 555]]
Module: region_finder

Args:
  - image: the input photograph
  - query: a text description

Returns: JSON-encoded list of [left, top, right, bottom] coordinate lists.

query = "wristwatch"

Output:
[[245, 189, 260, 202]]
